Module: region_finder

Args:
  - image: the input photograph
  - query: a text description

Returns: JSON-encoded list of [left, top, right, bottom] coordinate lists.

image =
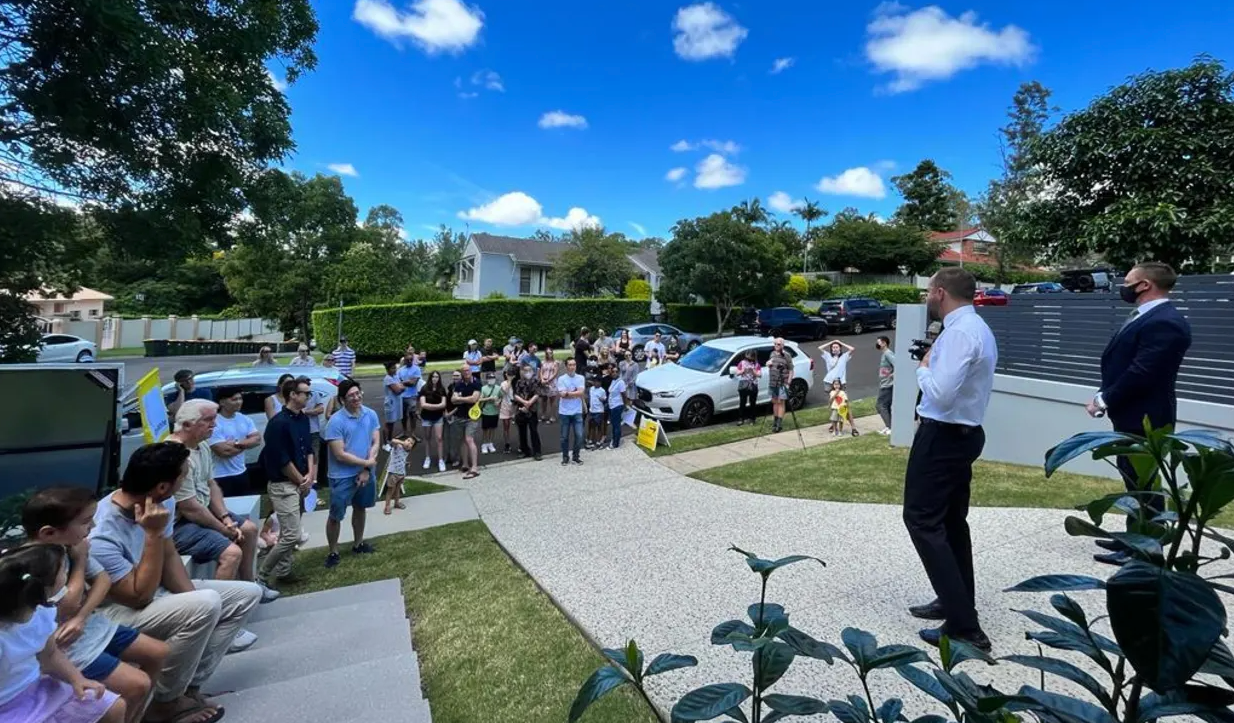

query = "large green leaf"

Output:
[[828, 698, 872, 723], [1000, 655, 1114, 710], [711, 620, 756, 646], [645, 653, 698, 678], [1049, 594, 1090, 629], [1064, 516, 1113, 539], [763, 694, 828, 716], [1168, 430, 1234, 453], [945, 636, 996, 668], [1045, 432, 1137, 477], [671, 683, 752, 722], [753, 641, 796, 691], [1014, 610, 1120, 655], [777, 626, 845, 664], [1107, 561, 1226, 693], [747, 602, 786, 625], [876, 698, 905, 723], [1186, 448, 1234, 523], [1198, 640, 1234, 685], [909, 716, 948, 723], [869, 644, 932, 670], [1139, 687, 1234, 723], [569, 665, 630, 723], [896, 665, 953, 706], [1013, 686, 1118, 723], [1005, 575, 1106, 592], [1025, 631, 1114, 672], [728, 546, 825, 577], [841, 628, 879, 671], [1108, 532, 1164, 561]]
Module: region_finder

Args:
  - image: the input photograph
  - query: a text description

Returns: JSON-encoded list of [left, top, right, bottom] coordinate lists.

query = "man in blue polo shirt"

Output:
[[398, 346, 423, 438], [322, 378, 381, 568]]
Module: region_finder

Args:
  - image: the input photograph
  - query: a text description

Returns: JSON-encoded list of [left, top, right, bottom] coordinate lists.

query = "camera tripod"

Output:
[[750, 403, 808, 454]]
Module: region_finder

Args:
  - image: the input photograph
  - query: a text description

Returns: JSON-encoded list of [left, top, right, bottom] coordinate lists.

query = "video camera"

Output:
[[908, 338, 933, 362]]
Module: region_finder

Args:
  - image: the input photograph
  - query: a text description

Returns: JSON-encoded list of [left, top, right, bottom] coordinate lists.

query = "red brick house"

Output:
[[929, 227, 997, 265]]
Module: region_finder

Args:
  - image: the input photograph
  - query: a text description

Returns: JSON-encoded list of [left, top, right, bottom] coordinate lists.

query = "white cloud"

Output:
[[767, 191, 804, 213], [538, 110, 588, 129], [770, 57, 795, 74], [670, 139, 695, 152], [816, 166, 886, 199], [457, 192, 600, 231], [630, 222, 647, 237], [665, 167, 688, 182], [458, 91, 479, 99], [700, 139, 741, 155], [327, 163, 359, 177], [353, 0, 484, 55], [267, 68, 288, 92], [865, 4, 1035, 92], [694, 154, 746, 189], [672, 2, 748, 61], [471, 69, 504, 91]]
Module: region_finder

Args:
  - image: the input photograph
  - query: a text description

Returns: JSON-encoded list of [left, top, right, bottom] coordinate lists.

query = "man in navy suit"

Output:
[[1086, 261, 1191, 565]]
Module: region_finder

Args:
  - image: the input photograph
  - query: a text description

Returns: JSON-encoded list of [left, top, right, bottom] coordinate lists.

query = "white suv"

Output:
[[633, 336, 814, 428]]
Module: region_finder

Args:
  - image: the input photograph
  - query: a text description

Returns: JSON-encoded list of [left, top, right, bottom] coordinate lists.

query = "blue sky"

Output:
[[278, 0, 1234, 240]]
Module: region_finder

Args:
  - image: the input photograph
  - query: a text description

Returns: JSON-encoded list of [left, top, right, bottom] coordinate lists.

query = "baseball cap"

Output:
[[468, 339, 478, 345]]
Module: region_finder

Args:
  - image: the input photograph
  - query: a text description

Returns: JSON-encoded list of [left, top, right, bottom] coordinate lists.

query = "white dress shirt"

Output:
[[916, 305, 997, 426]]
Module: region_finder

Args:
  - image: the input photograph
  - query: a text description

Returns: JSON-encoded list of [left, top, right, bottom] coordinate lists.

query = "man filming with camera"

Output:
[[903, 267, 997, 652]]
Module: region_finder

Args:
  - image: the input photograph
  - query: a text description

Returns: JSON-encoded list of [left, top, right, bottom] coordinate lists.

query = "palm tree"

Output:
[[733, 197, 770, 226], [793, 198, 826, 272]]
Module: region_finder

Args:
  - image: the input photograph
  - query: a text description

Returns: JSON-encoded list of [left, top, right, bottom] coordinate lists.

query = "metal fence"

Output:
[[975, 275, 1234, 406]]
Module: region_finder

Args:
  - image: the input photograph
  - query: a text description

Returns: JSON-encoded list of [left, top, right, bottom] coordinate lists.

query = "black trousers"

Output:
[[516, 413, 541, 456], [1113, 423, 1165, 527], [738, 386, 758, 421], [876, 387, 894, 428], [903, 419, 986, 633]]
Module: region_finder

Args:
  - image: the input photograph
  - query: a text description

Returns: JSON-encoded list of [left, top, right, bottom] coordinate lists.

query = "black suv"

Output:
[[816, 297, 897, 334], [739, 307, 828, 340], [1059, 268, 1115, 292]]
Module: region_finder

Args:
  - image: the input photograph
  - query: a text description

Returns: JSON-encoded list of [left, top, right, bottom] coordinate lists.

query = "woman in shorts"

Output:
[[538, 348, 560, 423], [418, 371, 447, 472]]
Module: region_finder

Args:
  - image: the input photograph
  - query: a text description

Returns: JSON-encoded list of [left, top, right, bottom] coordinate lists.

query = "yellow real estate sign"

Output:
[[135, 369, 171, 444], [636, 415, 670, 451]]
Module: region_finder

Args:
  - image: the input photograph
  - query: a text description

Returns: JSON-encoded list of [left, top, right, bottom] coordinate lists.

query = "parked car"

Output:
[[37, 333, 97, 363], [633, 336, 814, 428], [611, 323, 703, 363], [1060, 268, 1114, 293], [973, 289, 1009, 306], [742, 307, 828, 340], [1012, 282, 1066, 294], [119, 366, 343, 479], [815, 298, 896, 335]]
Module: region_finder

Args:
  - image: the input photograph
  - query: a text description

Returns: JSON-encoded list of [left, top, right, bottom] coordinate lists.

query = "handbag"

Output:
[[468, 404, 482, 421]]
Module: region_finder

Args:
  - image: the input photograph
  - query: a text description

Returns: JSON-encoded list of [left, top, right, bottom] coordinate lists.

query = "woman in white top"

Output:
[[265, 373, 295, 419], [819, 340, 855, 387]]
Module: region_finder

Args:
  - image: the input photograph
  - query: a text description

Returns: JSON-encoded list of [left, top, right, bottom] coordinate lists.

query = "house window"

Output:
[[459, 257, 475, 283], [70, 310, 81, 320], [88, 309, 99, 317], [971, 241, 994, 255], [53, 302, 65, 314], [519, 267, 548, 296]]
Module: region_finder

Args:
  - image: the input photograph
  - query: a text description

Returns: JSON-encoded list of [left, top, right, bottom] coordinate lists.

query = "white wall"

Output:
[[119, 321, 145, 348], [889, 304, 1233, 480]]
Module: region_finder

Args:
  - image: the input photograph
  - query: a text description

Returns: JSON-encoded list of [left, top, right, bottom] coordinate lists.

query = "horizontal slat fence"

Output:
[[976, 275, 1234, 406]]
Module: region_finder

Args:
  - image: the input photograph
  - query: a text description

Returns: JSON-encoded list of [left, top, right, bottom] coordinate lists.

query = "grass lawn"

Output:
[[649, 396, 877, 457], [98, 346, 146, 358], [277, 520, 659, 723], [691, 433, 1234, 527]]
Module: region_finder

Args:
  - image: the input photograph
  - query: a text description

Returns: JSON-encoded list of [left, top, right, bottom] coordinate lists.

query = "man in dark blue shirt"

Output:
[[258, 375, 314, 588]]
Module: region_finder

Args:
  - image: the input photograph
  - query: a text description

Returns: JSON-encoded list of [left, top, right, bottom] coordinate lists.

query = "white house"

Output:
[[454, 233, 664, 313], [24, 287, 113, 320]]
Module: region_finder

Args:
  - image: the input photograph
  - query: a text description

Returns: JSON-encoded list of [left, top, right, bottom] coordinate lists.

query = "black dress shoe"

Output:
[[919, 626, 992, 653], [1095, 539, 1121, 552], [1094, 551, 1130, 566], [909, 600, 946, 621]]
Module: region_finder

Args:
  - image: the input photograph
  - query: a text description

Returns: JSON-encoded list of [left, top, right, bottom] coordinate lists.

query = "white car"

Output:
[[37, 333, 97, 363], [633, 336, 814, 428]]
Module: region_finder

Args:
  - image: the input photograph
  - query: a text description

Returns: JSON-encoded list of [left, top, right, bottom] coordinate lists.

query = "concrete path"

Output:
[[297, 489, 478, 551], [658, 414, 884, 475], [438, 445, 1234, 721]]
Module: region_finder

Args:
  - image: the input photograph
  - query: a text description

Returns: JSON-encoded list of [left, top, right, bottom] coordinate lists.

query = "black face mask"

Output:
[[1119, 281, 1145, 305]]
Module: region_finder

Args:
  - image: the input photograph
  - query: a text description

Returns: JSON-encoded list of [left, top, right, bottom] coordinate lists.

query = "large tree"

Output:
[[792, 198, 827, 272], [551, 227, 636, 297], [891, 160, 962, 233], [811, 210, 938, 274], [222, 171, 358, 335], [430, 226, 468, 290], [1006, 59, 1234, 271], [0, 0, 317, 353], [659, 211, 788, 333]]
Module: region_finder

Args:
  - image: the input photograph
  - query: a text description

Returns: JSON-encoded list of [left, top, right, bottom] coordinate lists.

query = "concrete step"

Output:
[[205, 613, 417, 696], [211, 655, 431, 723], [250, 578, 403, 622], [242, 599, 407, 648]]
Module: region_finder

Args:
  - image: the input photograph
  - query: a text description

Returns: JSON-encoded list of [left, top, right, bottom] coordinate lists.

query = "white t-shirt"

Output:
[[210, 413, 257, 478], [556, 374, 585, 416], [306, 388, 330, 434], [0, 605, 55, 706], [822, 351, 851, 385], [589, 386, 607, 413], [608, 378, 627, 408]]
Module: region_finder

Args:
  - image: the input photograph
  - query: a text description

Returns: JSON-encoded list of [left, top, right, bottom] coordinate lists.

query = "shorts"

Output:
[[481, 414, 499, 430], [173, 520, 233, 563], [402, 397, 419, 417], [421, 417, 443, 427], [770, 385, 788, 400], [383, 401, 400, 424], [830, 409, 842, 422], [327, 474, 377, 521], [0, 675, 120, 723], [464, 420, 480, 437], [588, 416, 604, 431], [81, 625, 140, 681]]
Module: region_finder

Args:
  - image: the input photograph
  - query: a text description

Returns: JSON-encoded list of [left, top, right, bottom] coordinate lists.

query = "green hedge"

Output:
[[825, 283, 922, 305], [665, 304, 739, 333], [925, 261, 1059, 285], [311, 299, 651, 358]]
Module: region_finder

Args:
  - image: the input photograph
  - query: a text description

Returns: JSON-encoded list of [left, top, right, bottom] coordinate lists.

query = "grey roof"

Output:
[[470, 233, 565, 266], [627, 248, 661, 275]]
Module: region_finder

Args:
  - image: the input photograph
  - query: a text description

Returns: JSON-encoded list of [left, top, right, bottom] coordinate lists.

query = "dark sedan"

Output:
[[738, 307, 828, 340]]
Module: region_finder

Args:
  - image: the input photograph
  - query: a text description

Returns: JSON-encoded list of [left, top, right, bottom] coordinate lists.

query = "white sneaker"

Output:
[[228, 629, 258, 654], [438, 459, 446, 472], [482, 442, 491, 453], [422, 456, 431, 470], [880, 428, 891, 436], [299, 530, 310, 545]]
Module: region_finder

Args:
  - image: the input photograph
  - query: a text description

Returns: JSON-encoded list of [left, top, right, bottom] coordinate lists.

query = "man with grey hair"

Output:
[[168, 399, 272, 600]]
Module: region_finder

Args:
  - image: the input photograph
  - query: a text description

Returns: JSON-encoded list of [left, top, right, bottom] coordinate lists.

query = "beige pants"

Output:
[[258, 481, 302, 582], [99, 580, 261, 703]]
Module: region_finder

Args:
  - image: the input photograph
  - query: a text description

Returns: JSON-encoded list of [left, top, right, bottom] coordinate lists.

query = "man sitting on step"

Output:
[[90, 442, 263, 723]]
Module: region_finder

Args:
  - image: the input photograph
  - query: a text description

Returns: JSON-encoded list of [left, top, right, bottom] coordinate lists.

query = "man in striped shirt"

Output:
[[332, 337, 357, 378]]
